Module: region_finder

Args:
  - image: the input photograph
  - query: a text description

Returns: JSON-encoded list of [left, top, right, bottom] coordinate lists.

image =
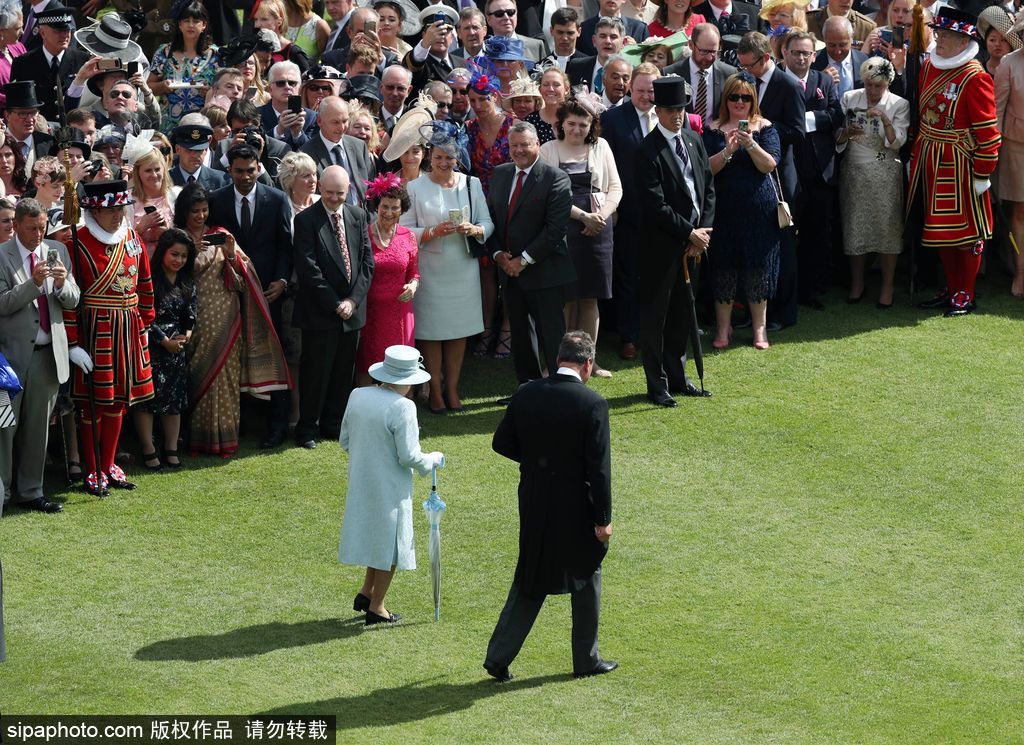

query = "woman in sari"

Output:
[[175, 184, 290, 457]]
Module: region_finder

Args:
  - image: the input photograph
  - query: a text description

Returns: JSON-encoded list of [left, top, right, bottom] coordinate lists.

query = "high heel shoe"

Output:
[[473, 328, 494, 357], [711, 328, 732, 349]]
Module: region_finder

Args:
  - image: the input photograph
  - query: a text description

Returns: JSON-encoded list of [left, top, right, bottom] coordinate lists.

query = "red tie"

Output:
[[505, 170, 526, 246], [331, 211, 352, 280], [29, 252, 51, 333]]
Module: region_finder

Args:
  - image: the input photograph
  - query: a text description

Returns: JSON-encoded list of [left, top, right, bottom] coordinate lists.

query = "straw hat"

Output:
[[504, 69, 544, 110], [977, 6, 1022, 50], [382, 92, 438, 162], [369, 345, 431, 385], [758, 0, 810, 21]]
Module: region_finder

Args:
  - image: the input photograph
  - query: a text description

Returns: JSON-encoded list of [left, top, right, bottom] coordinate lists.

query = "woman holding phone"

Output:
[[129, 147, 178, 258]]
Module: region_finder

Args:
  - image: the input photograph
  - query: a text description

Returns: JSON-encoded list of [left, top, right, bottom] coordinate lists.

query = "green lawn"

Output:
[[1, 285, 1022, 744]]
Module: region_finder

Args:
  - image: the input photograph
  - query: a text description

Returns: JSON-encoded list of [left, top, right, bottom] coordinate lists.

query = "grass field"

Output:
[[1, 284, 1022, 744]]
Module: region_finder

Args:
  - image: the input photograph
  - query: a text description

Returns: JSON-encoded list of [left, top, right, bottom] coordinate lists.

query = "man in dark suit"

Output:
[[208, 145, 294, 448], [693, 0, 762, 36], [2, 82, 54, 172], [484, 0, 548, 61], [634, 76, 715, 407], [214, 100, 291, 187], [566, 17, 626, 91], [540, 7, 587, 70], [321, 0, 357, 63], [783, 31, 843, 311], [737, 31, 805, 330], [170, 123, 231, 191], [487, 120, 574, 385], [484, 330, 615, 683], [299, 96, 376, 204], [10, 4, 89, 124], [402, 6, 466, 100], [577, 0, 648, 56], [292, 166, 373, 448], [664, 23, 736, 128], [811, 16, 869, 99], [259, 61, 318, 152], [600, 63, 659, 361]]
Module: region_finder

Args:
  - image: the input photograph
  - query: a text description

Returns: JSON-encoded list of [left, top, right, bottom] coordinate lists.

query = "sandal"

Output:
[[493, 330, 512, 359], [163, 449, 182, 469], [474, 328, 495, 357], [66, 460, 83, 483], [141, 451, 163, 471]]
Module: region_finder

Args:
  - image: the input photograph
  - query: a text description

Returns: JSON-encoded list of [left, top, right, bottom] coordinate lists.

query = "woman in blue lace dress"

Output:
[[148, 1, 221, 134], [701, 72, 782, 350]]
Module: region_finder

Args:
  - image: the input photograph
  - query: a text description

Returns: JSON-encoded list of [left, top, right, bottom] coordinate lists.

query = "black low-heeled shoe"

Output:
[[365, 610, 401, 626], [162, 449, 182, 469], [142, 451, 163, 471], [353, 593, 370, 612], [846, 292, 864, 304]]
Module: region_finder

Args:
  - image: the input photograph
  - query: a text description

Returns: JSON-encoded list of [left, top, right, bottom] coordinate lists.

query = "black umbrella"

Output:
[[682, 256, 705, 393]]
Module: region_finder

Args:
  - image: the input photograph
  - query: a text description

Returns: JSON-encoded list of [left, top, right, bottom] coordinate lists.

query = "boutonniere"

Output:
[[815, 88, 824, 100]]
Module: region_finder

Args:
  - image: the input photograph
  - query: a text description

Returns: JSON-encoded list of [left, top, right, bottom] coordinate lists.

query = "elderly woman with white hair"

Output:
[[278, 151, 320, 216], [836, 57, 910, 308]]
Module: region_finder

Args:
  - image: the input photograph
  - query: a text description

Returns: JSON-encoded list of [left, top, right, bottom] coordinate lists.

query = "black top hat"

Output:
[[653, 76, 689, 109], [930, 7, 981, 39], [75, 14, 143, 64], [36, 3, 75, 29], [172, 123, 213, 150], [3, 81, 42, 110], [50, 127, 91, 159], [344, 74, 383, 104]]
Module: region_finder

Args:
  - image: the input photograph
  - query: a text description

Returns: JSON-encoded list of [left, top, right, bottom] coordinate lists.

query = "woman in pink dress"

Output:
[[0, 7, 26, 111], [355, 173, 420, 385]]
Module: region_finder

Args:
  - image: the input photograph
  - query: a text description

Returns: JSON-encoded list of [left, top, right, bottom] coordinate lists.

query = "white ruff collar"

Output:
[[84, 211, 129, 245], [931, 41, 979, 70]]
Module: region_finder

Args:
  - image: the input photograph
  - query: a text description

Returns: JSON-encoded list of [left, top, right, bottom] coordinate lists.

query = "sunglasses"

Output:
[[109, 89, 134, 99], [306, 84, 334, 93], [157, 146, 170, 155], [488, 8, 515, 17], [450, 87, 469, 95], [435, 101, 451, 109], [728, 94, 754, 102], [273, 79, 300, 87]]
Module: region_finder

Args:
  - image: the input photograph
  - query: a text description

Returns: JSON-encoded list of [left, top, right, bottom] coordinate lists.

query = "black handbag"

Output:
[[463, 174, 489, 259]]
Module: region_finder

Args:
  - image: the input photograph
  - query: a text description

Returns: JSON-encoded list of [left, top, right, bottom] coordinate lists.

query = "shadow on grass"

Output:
[[135, 617, 366, 661], [261, 673, 569, 727]]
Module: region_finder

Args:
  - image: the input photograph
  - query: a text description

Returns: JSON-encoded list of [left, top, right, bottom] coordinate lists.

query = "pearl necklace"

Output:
[[373, 221, 397, 248]]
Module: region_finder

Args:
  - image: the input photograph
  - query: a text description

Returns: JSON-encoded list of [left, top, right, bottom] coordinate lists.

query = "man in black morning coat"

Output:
[[484, 330, 615, 683], [634, 75, 715, 408]]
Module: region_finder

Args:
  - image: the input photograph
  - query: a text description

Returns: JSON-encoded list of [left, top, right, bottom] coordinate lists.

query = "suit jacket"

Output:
[[806, 8, 876, 47], [693, 0, 761, 35], [540, 49, 588, 70], [566, 55, 601, 90], [633, 127, 715, 299], [812, 48, 868, 92], [663, 57, 737, 122], [258, 102, 318, 151], [208, 182, 294, 289], [600, 99, 650, 226], [576, 15, 649, 57], [757, 65, 806, 201], [292, 201, 373, 331], [492, 372, 611, 597], [792, 67, 843, 184], [512, 34, 548, 62], [9, 132, 55, 172], [401, 49, 466, 100], [299, 134, 376, 203], [170, 163, 231, 191], [9, 46, 90, 123], [0, 238, 80, 385], [486, 160, 575, 291], [213, 134, 291, 186]]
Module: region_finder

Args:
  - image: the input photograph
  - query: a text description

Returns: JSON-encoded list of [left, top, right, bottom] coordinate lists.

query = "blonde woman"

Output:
[[129, 147, 179, 257], [253, 0, 310, 69], [284, 0, 331, 58], [348, 102, 383, 157], [236, 54, 270, 105]]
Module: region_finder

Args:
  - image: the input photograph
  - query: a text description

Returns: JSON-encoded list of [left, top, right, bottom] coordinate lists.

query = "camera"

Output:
[[204, 232, 227, 246], [47, 249, 59, 267], [240, 125, 264, 151]]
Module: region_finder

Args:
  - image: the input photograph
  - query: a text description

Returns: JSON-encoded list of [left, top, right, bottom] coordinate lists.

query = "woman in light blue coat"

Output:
[[339, 345, 444, 626]]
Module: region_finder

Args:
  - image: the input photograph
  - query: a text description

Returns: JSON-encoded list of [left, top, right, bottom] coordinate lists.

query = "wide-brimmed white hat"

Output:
[[382, 91, 437, 162], [369, 345, 431, 385]]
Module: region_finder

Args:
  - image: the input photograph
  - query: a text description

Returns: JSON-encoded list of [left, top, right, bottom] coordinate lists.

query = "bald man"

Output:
[[292, 165, 374, 449], [299, 96, 376, 204]]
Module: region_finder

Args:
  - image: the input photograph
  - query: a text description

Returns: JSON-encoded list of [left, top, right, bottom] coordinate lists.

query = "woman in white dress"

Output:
[[339, 345, 444, 626], [836, 57, 910, 308], [400, 121, 495, 414]]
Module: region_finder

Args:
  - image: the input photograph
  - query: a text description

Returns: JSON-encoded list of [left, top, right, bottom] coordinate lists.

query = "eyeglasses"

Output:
[[788, 49, 813, 58], [727, 94, 754, 102], [306, 84, 334, 93], [109, 89, 134, 99], [488, 8, 516, 17], [694, 46, 719, 56], [8, 109, 36, 117], [273, 79, 300, 88], [157, 146, 171, 155]]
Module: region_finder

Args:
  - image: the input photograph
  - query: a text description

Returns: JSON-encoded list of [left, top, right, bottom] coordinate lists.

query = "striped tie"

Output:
[[695, 70, 708, 124]]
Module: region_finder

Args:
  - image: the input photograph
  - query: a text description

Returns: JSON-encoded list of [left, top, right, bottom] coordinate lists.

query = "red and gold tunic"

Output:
[[906, 58, 1001, 249], [63, 226, 156, 406]]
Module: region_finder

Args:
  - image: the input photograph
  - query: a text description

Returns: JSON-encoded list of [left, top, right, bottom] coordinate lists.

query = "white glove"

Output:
[[428, 452, 445, 469], [69, 346, 94, 373], [974, 179, 991, 196]]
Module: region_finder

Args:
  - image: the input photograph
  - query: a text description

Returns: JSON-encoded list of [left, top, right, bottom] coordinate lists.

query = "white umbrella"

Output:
[[422, 458, 447, 621]]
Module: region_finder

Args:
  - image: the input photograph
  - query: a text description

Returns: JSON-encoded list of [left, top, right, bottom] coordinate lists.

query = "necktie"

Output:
[[695, 69, 708, 123], [675, 135, 699, 218], [719, 9, 730, 30], [505, 169, 526, 245], [21, 7, 35, 45], [331, 211, 352, 279], [19, 141, 28, 160], [837, 60, 851, 96], [331, 144, 344, 167], [240, 195, 252, 235], [187, 174, 196, 184], [799, 78, 806, 91], [593, 66, 604, 95], [28, 252, 51, 333], [674, 135, 689, 166], [50, 55, 59, 78], [640, 109, 651, 135]]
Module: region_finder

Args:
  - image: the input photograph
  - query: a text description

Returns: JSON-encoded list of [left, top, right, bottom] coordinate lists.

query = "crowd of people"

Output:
[[0, 0, 1017, 517]]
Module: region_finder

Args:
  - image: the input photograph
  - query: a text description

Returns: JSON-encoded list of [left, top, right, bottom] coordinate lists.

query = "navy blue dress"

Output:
[[139, 279, 197, 415], [701, 125, 782, 304]]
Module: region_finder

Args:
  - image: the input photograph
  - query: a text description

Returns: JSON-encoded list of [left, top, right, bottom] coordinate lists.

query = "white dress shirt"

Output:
[[635, 104, 656, 135], [656, 122, 698, 218], [494, 159, 538, 265], [234, 184, 257, 228]]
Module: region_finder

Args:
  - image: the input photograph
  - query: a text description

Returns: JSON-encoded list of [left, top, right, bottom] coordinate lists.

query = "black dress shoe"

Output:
[[365, 610, 401, 626], [353, 593, 370, 612], [108, 477, 137, 490], [876, 301, 893, 310], [678, 382, 712, 398], [647, 391, 677, 408], [800, 297, 825, 311], [846, 293, 864, 304], [574, 660, 618, 678], [484, 662, 513, 683], [20, 497, 63, 513], [766, 321, 783, 332], [496, 396, 513, 406], [260, 430, 287, 449], [944, 305, 974, 317], [918, 294, 950, 309], [297, 439, 317, 449]]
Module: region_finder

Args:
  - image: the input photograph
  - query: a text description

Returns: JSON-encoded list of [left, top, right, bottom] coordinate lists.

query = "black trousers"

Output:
[[265, 298, 290, 434], [295, 326, 358, 442], [639, 259, 692, 396], [797, 180, 835, 301], [485, 568, 601, 674], [503, 278, 566, 384], [768, 227, 799, 328], [612, 221, 641, 345]]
